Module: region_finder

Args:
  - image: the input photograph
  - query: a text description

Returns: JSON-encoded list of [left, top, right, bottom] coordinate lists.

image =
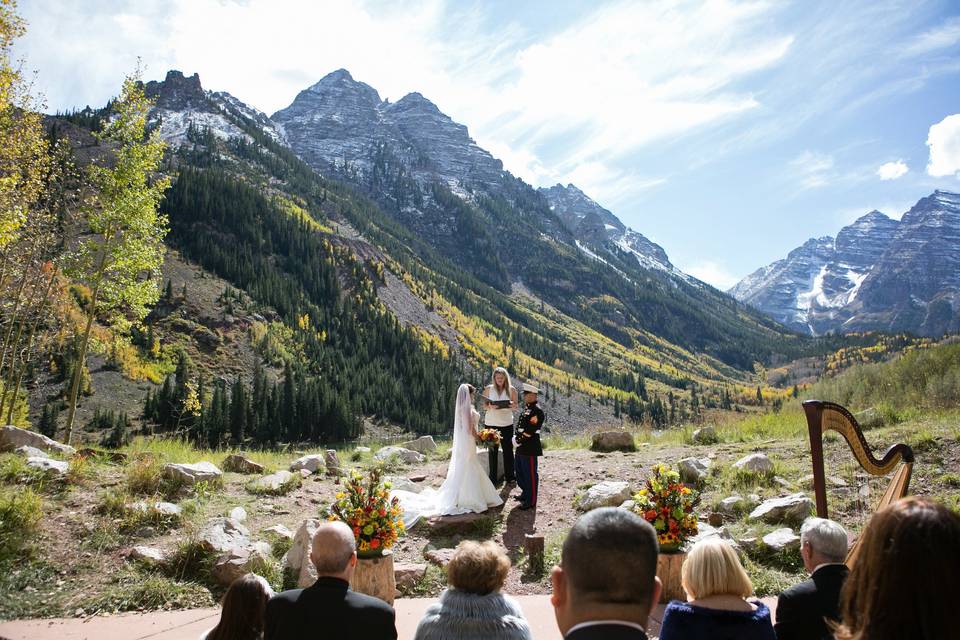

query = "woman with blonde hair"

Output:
[[658, 538, 775, 640], [414, 540, 532, 640], [483, 366, 518, 485]]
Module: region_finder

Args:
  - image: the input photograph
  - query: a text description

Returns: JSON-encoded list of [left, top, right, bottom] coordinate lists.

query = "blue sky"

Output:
[[15, 0, 960, 288]]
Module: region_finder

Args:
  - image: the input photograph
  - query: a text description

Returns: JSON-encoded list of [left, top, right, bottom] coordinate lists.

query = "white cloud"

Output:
[[876, 159, 909, 180], [681, 260, 742, 290], [790, 151, 835, 189], [903, 16, 960, 57], [927, 113, 960, 178]]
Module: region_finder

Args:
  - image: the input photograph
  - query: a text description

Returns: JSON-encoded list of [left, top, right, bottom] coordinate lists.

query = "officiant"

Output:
[[482, 366, 518, 486]]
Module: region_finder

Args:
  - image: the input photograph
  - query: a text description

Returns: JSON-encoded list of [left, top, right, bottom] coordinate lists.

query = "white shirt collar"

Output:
[[812, 562, 846, 574], [567, 620, 646, 635]]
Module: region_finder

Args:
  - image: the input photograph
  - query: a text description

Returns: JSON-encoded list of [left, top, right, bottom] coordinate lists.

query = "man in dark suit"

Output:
[[775, 517, 850, 640], [265, 521, 397, 640], [551, 507, 661, 639], [514, 382, 544, 511]]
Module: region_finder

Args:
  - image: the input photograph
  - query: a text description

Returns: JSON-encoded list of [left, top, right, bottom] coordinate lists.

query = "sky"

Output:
[[14, 0, 960, 289]]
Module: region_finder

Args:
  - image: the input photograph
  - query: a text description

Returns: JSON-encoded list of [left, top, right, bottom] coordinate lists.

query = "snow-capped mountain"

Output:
[[732, 192, 960, 336]]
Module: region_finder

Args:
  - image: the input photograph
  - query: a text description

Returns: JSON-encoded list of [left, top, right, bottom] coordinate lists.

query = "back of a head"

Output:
[[447, 540, 511, 595], [838, 497, 960, 640], [311, 520, 357, 576], [681, 538, 753, 600], [208, 573, 272, 640], [800, 517, 848, 563], [562, 507, 659, 612]]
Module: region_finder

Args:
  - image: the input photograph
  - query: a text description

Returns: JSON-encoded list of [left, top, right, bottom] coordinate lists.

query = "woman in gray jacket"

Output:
[[414, 540, 533, 640]]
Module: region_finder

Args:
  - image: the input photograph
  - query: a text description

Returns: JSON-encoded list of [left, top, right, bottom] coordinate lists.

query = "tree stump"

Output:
[[657, 551, 686, 603], [350, 550, 396, 605], [524, 534, 545, 573]]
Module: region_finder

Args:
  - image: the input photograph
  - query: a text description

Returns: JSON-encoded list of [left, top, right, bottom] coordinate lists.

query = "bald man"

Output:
[[265, 521, 397, 640]]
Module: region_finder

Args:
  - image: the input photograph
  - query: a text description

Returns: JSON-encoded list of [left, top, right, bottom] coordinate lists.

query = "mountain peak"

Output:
[[392, 91, 442, 115], [305, 68, 381, 103], [144, 69, 207, 111]]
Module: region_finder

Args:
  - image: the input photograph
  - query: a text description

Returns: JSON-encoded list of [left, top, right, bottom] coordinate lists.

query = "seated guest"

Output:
[[775, 517, 849, 640], [414, 540, 532, 640], [550, 507, 662, 639], [265, 521, 397, 640], [659, 538, 775, 640], [201, 573, 273, 640], [834, 496, 959, 640]]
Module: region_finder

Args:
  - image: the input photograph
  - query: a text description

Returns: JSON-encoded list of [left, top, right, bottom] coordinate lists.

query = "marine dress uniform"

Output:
[[514, 382, 544, 510]]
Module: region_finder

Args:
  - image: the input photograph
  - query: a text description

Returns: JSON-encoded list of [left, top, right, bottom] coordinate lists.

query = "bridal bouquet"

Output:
[[477, 428, 502, 448], [631, 463, 700, 551], [329, 467, 405, 556]]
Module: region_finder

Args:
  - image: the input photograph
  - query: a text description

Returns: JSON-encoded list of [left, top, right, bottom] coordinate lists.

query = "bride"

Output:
[[392, 383, 503, 528]]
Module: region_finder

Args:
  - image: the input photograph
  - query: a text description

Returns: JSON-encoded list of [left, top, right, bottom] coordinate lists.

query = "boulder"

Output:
[[324, 450, 341, 476], [576, 481, 633, 512], [477, 447, 504, 481], [285, 518, 322, 588], [374, 446, 425, 465], [26, 456, 68, 477], [394, 563, 427, 591], [692, 426, 719, 445], [385, 476, 421, 494], [423, 547, 457, 567], [619, 499, 636, 511], [200, 517, 251, 554], [130, 501, 182, 517], [409, 474, 427, 483], [678, 457, 711, 483], [718, 495, 746, 515], [749, 493, 814, 525], [591, 431, 636, 452], [230, 507, 247, 523], [163, 461, 223, 486], [251, 470, 297, 493], [222, 454, 264, 474], [289, 454, 325, 475], [14, 445, 48, 459], [0, 425, 75, 456], [355, 446, 372, 454], [263, 524, 294, 540], [400, 436, 437, 454], [762, 528, 801, 551], [213, 541, 273, 586], [733, 453, 774, 475], [129, 545, 167, 564], [690, 523, 741, 551]]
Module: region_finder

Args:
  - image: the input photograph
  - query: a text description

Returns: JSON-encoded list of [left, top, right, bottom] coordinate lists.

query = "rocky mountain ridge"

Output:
[[731, 191, 960, 336]]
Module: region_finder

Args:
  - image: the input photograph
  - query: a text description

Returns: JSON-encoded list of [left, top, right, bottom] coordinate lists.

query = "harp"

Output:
[[803, 399, 914, 566]]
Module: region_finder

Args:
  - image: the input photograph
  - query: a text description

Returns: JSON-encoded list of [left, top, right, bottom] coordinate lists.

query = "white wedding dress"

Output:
[[392, 384, 503, 528]]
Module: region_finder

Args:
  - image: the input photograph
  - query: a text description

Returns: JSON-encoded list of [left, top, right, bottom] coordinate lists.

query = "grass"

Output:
[[94, 489, 189, 534], [83, 570, 214, 614], [0, 487, 43, 562], [246, 472, 302, 496]]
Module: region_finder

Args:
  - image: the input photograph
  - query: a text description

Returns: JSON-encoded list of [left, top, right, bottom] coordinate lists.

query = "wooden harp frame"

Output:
[[803, 399, 914, 521]]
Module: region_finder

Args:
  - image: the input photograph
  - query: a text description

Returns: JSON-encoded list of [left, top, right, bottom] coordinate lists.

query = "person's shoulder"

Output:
[[268, 587, 304, 606], [779, 576, 817, 601], [346, 589, 395, 615]]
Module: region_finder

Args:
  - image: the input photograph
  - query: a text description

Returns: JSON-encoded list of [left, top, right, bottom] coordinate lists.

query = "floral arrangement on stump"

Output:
[[330, 467, 405, 557], [477, 428, 502, 448], [632, 463, 700, 552]]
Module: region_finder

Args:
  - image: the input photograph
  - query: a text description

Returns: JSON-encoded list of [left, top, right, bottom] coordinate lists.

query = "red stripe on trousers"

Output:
[[529, 456, 537, 506]]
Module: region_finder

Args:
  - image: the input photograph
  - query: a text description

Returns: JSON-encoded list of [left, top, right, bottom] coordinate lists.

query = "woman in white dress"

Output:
[[393, 383, 503, 528]]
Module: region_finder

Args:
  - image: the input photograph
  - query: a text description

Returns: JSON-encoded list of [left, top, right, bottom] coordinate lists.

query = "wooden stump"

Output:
[[350, 550, 396, 605], [657, 551, 686, 603], [524, 534, 545, 573]]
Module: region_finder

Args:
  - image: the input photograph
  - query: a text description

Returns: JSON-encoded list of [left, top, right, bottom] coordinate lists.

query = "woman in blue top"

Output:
[[659, 537, 775, 640]]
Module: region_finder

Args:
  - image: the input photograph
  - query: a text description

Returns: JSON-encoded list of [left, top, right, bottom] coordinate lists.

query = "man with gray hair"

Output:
[[774, 517, 849, 640], [265, 521, 396, 639]]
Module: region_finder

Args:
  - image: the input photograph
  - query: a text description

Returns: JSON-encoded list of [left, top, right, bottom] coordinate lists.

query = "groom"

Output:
[[514, 382, 544, 511]]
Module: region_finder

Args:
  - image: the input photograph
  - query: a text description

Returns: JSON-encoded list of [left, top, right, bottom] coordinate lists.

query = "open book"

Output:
[[481, 396, 513, 409]]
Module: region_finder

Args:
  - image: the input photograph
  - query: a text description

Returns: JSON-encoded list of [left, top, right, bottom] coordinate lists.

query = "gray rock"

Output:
[[222, 454, 265, 474], [763, 528, 801, 551], [678, 457, 711, 483], [200, 517, 251, 554], [749, 493, 814, 525], [374, 446, 425, 465], [251, 470, 297, 493], [129, 545, 167, 564], [26, 456, 68, 477], [0, 425, 75, 456], [618, 499, 636, 511], [263, 524, 294, 540], [130, 501, 182, 517], [423, 547, 457, 567], [14, 445, 48, 458], [591, 431, 636, 452], [394, 562, 427, 590], [733, 453, 774, 475], [692, 426, 719, 444], [324, 449, 341, 476], [400, 436, 437, 454], [285, 518, 322, 587], [774, 476, 795, 490], [477, 447, 504, 482], [230, 507, 247, 523], [576, 481, 633, 512], [718, 495, 746, 515], [289, 454, 325, 474], [163, 461, 222, 486], [213, 541, 273, 586], [355, 446, 372, 454], [385, 476, 421, 494]]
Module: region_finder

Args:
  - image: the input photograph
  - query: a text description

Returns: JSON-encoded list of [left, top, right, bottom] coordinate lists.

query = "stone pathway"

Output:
[[0, 596, 777, 639]]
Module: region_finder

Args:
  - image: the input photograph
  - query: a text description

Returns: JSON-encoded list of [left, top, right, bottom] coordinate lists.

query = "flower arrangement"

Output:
[[329, 467, 405, 557], [477, 428, 502, 448], [632, 463, 700, 551]]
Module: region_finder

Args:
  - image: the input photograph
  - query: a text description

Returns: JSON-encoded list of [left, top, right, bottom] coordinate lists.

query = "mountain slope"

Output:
[[731, 192, 960, 336]]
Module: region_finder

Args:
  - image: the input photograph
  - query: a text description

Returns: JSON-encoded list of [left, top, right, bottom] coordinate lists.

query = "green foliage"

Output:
[[0, 486, 42, 561], [85, 571, 213, 614]]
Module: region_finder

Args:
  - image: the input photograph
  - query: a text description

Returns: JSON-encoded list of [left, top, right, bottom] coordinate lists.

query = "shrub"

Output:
[[0, 488, 43, 560], [126, 457, 163, 495]]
